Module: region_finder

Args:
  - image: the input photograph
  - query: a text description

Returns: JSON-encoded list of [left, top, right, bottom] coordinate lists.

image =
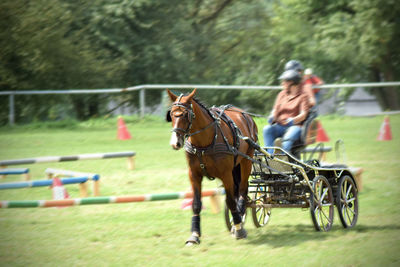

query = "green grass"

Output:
[[0, 114, 399, 266]]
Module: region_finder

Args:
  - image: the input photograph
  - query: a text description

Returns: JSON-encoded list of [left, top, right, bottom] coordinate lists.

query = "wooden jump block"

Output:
[[349, 167, 364, 192], [0, 167, 30, 180], [127, 156, 135, 170], [209, 194, 221, 214]]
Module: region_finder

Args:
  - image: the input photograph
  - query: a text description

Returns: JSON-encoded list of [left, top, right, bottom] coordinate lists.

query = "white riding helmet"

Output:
[[304, 68, 313, 75]]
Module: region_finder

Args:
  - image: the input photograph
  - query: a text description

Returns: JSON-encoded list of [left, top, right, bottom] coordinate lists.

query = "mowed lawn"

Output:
[[0, 114, 399, 266]]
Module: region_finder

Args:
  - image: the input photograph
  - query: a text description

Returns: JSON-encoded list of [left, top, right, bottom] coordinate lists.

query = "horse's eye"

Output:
[[172, 111, 184, 117]]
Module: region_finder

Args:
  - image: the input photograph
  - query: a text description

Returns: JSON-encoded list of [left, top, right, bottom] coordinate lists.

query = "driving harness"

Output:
[[183, 104, 252, 180]]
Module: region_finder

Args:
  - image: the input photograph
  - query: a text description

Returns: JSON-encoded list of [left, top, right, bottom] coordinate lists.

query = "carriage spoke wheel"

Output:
[[310, 175, 334, 231], [251, 185, 271, 228], [336, 175, 358, 228], [224, 202, 247, 232]]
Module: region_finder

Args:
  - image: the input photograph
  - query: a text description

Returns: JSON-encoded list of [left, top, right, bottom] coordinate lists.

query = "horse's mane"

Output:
[[192, 97, 208, 110], [192, 97, 214, 118]]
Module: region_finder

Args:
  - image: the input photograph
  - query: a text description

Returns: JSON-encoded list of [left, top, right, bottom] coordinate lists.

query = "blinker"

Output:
[[166, 110, 172, 122]]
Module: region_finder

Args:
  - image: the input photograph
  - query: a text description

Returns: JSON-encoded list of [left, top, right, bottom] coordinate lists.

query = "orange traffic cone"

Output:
[[316, 121, 330, 142], [117, 116, 132, 140], [377, 116, 392, 141], [52, 177, 69, 200]]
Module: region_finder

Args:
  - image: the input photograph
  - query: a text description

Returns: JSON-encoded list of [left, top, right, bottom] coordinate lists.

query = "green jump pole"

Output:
[[0, 188, 225, 208]]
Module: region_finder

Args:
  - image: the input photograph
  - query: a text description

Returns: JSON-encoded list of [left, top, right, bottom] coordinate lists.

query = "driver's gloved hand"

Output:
[[268, 115, 274, 124], [286, 117, 294, 127]]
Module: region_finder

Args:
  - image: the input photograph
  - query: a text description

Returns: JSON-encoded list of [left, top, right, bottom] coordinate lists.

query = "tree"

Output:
[[273, 0, 400, 109], [1, 0, 399, 125]]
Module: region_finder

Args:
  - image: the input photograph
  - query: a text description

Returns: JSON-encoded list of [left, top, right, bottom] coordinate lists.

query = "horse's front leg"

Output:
[[185, 170, 203, 246]]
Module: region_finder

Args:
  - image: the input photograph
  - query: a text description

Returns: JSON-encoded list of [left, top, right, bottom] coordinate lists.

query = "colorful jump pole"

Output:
[[0, 168, 30, 180], [0, 151, 136, 170], [0, 177, 93, 190], [0, 188, 225, 210], [0, 176, 99, 197]]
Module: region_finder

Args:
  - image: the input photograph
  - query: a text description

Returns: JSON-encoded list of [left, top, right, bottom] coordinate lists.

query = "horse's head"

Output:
[[166, 89, 197, 150]]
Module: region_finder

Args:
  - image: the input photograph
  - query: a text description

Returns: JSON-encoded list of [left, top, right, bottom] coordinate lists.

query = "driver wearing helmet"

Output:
[[263, 69, 310, 154], [284, 60, 316, 108]]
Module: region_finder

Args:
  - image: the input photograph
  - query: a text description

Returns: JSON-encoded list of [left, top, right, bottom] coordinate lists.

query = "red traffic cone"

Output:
[[180, 198, 193, 210], [180, 198, 206, 211], [316, 121, 330, 142], [117, 116, 132, 140], [377, 116, 392, 141], [180, 187, 205, 211], [52, 177, 69, 200]]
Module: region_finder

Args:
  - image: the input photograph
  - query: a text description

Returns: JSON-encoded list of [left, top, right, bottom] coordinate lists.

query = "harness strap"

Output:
[[197, 151, 214, 180], [183, 103, 256, 180], [184, 106, 242, 180]]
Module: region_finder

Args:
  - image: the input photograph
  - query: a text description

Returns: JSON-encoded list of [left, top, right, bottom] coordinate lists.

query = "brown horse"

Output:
[[166, 89, 258, 245]]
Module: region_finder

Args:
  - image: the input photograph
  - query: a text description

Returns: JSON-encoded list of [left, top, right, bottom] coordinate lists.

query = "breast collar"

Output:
[[184, 105, 242, 157], [184, 105, 243, 180]]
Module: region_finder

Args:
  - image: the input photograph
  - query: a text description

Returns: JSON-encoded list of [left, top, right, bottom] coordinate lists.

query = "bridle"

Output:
[[169, 94, 216, 138]]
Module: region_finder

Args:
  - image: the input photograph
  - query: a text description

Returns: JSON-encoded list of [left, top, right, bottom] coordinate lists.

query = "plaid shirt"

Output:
[[273, 86, 310, 125]]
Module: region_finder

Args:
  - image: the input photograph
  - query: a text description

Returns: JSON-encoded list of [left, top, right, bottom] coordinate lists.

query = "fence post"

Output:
[[9, 93, 15, 126], [140, 88, 145, 118]]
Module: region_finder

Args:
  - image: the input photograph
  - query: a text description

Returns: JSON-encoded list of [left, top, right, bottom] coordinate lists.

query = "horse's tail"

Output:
[[232, 164, 241, 198], [243, 112, 258, 144]]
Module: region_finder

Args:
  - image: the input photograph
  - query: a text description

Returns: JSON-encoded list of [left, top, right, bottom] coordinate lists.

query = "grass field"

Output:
[[0, 114, 399, 266]]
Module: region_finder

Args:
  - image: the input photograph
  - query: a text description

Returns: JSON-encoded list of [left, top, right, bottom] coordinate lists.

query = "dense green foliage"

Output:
[[1, 0, 399, 124]]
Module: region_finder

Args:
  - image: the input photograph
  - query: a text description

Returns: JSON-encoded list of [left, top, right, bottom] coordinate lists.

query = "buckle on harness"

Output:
[[200, 163, 205, 169]]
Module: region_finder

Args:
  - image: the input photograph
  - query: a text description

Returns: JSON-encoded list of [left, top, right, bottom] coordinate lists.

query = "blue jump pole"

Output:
[[0, 177, 89, 190]]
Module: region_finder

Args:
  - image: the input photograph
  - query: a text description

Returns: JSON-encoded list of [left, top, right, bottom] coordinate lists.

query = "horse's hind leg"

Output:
[[222, 173, 247, 239], [232, 164, 246, 216], [238, 159, 252, 215]]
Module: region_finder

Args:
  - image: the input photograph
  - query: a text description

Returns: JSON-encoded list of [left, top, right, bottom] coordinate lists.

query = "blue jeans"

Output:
[[263, 124, 302, 154], [314, 91, 321, 104]]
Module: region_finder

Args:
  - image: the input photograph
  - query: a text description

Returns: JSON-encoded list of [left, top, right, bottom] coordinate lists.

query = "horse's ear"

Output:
[[166, 109, 172, 122], [167, 89, 177, 102], [187, 88, 197, 101]]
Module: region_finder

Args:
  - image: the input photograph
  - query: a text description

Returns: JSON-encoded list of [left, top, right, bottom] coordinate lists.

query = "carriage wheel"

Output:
[[310, 175, 334, 231], [224, 203, 247, 232], [336, 175, 358, 228], [251, 185, 272, 228]]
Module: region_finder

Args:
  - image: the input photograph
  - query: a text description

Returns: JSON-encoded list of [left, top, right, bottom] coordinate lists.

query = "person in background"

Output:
[[263, 69, 310, 154], [284, 60, 316, 107], [303, 68, 324, 104]]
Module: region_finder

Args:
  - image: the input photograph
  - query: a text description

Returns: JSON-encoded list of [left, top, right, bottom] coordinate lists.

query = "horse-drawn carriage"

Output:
[[224, 137, 359, 232], [166, 89, 359, 245]]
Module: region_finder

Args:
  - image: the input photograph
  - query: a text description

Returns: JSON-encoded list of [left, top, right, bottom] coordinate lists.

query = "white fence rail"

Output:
[[1, 82, 400, 125]]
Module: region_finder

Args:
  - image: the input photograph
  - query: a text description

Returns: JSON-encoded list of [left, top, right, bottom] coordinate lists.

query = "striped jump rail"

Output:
[[0, 168, 30, 180], [0, 151, 136, 170], [0, 188, 225, 212], [45, 168, 100, 196], [0, 176, 99, 197]]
